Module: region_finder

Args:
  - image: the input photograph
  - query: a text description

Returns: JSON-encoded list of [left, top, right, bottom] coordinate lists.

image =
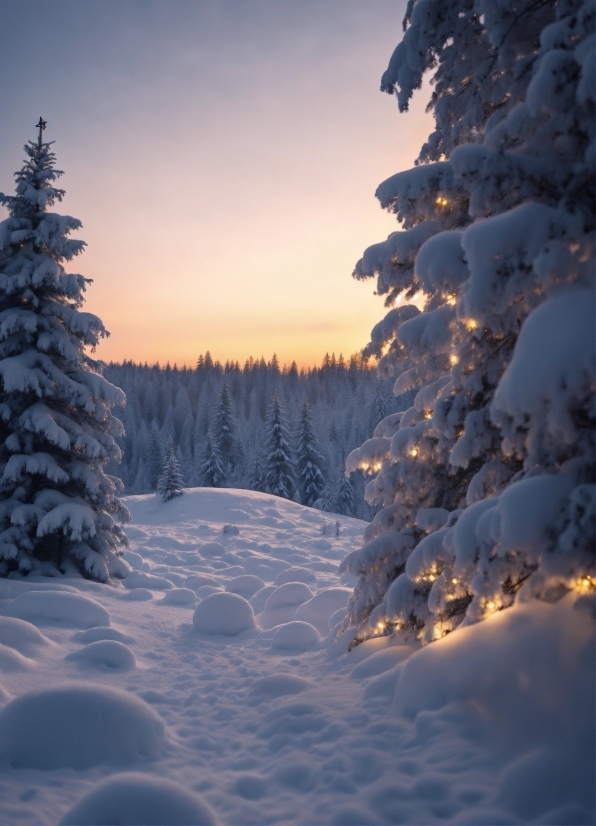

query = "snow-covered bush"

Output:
[[0, 125, 129, 581], [341, 0, 595, 645]]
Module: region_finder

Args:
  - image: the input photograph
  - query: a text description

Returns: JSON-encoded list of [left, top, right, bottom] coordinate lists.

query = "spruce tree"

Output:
[[342, 0, 595, 645], [264, 393, 296, 499], [336, 472, 355, 517], [146, 424, 163, 491], [214, 381, 242, 484], [0, 122, 129, 580], [199, 432, 224, 488], [249, 449, 266, 493], [157, 437, 184, 501], [296, 398, 326, 506]]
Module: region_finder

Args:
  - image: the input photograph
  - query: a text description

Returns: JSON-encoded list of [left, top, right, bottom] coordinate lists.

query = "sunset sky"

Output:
[[0, 1, 431, 368]]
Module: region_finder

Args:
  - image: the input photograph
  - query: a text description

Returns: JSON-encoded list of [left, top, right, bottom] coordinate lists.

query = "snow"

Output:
[[0, 684, 167, 770], [65, 640, 136, 672], [0, 487, 592, 824], [0, 590, 110, 628], [271, 621, 320, 652], [60, 773, 215, 825], [192, 592, 256, 636]]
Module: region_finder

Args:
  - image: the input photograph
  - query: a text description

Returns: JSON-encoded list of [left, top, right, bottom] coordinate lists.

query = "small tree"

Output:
[[264, 393, 296, 499], [157, 438, 184, 501], [199, 432, 224, 488], [0, 122, 129, 581], [296, 398, 326, 506]]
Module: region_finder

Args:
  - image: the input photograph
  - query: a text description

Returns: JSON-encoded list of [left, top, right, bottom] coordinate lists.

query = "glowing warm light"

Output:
[[449, 353, 459, 365], [359, 461, 383, 475], [576, 575, 595, 593], [376, 621, 386, 632], [446, 294, 457, 305], [424, 411, 432, 419], [466, 319, 477, 330], [428, 574, 436, 582], [410, 447, 418, 458], [435, 196, 449, 207], [451, 578, 457, 585]]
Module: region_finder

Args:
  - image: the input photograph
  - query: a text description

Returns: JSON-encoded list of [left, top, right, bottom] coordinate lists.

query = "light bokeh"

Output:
[[0, 1, 432, 367]]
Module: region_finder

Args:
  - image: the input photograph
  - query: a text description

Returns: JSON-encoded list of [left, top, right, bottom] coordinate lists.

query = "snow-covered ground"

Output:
[[0, 488, 593, 825]]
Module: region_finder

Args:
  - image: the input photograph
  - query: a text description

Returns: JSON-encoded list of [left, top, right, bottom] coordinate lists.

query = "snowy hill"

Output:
[[0, 487, 593, 825]]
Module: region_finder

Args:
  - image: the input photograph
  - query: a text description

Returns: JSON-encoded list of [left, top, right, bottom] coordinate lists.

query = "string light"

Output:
[[466, 319, 477, 330], [410, 446, 418, 458], [446, 294, 457, 305], [435, 196, 449, 207], [449, 354, 459, 366]]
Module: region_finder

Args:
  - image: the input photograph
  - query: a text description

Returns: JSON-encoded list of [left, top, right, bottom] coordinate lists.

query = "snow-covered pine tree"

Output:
[[157, 437, 184, 501], [199, 432, 224, 488], [314, 484, 336, 514], [341, 0, 595, 645], [214, 381, 242, 484], [336, 471, 356, 517], [146, 424, 163, 491], [264, 393, 296, 499], [296, 398, 326, 506], [0, 123, 130, 581], [249, 449, 266, 493]]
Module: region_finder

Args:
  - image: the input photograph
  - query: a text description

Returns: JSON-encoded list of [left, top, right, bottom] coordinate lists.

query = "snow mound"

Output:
[[122, 588, 153, 601], [184, 574, 219, 591], [73, 627, 135, 645], [226, 574, 265, 597], [249, 585, 276, 613], [60, 773, 215, 825], [161, 588, 196, 606], [0, 615, 54, 655], [0, 684, 167, 769], [65, 640, 136, 672], [271, 621, 320, 652], [294, 588, 351, 635], [249, 673, 311, 700], [0, 642, 34, 672], [275, 567, 318, 586], [123, 571, 172, 590], [264, 582, 313, 610], [351, 646, 416, 680], [199, 542, 225, 557], [192, 592, 255, 636], [0, 590, 110, 629]]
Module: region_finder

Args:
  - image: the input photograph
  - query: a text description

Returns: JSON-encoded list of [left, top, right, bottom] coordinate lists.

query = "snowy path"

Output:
[[0, 488, 593, 825]]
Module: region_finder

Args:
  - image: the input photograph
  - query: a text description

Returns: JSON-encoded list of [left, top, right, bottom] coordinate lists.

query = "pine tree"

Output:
[[214, 381, 242, 484], [296, 398, 326, 506], [0, 122, 129, 581], [199, 432, 224, 488], [146, 425, 163, 491], [318, 485, 336, 513], [336, 472, 355, 517], [341, 0, 595, 645], [249, 449, 266, 493], [264, 393, 296, 499], [157, 437, 184, 501]]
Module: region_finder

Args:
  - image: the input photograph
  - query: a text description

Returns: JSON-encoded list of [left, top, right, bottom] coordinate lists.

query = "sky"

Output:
[[0, 1, 431, 368]]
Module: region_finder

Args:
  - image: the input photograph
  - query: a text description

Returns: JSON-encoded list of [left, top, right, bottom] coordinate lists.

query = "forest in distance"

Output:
[[104, 350, 407, 520]]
